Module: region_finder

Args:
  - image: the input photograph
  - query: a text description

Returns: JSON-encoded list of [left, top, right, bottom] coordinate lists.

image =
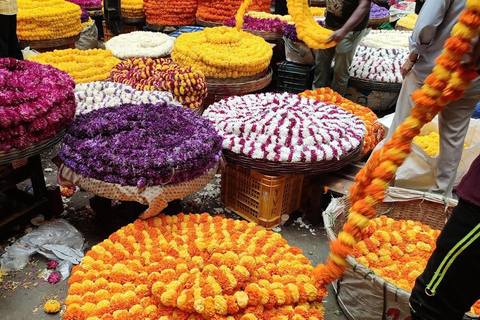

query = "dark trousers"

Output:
[[0, 14, 23, 60], [410, 198, 480, 320]]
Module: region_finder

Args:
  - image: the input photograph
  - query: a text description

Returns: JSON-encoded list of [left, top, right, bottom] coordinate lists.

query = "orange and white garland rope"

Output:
[[313, 0, 480, 287]]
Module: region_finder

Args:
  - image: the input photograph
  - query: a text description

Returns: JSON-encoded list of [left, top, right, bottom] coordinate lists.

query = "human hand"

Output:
[[328, 28, 348, 43], [461, 37, 480, 72], [401, 59, 415, 78]]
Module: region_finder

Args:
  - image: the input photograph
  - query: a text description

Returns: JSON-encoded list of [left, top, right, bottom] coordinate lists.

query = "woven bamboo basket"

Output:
[[83, 6, 102, 10], [195, 18, 223, 27], [367, 16, 390, 29], [309, 0, 326, 7], [323, 188, 478, 320], [204, 67, 273, 107], [19, 34, 80, 50], [348, 77, 402, 93], [223, 141, 362, 176], [245, 29, 283, 42], [123, 17, 146, 25], [0, 129, 67, 166]]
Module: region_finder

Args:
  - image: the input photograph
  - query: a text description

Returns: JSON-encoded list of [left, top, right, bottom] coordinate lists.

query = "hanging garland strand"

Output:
[[312, 0, 480, 287]]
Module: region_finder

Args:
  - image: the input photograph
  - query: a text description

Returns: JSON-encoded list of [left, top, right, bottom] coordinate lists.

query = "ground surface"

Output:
[[0, 147, 349, 320]]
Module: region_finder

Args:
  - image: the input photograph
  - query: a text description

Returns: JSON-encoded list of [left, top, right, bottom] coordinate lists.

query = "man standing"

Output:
[[312, 0, 371, 96], [380, 0, 480, 197], [0, 0, 23, 59]]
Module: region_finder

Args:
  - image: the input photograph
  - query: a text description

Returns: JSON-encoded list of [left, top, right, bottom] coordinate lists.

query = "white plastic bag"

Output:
[[395, 117, 480, 191], [21, 46, 40, 60], [389, 1, 416, 22], [0, 219, 85, 279]]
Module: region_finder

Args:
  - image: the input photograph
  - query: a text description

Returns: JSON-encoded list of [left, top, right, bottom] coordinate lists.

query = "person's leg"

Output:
[[432, 92, 480, 196], [330, 29, 364, 96], [0, 14, 11, 58], [312, 46, 336, 90], [7, 15, 23, 60], [410, 198, 480, 320]]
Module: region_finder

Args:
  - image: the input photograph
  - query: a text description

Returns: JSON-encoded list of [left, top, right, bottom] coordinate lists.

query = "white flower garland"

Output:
[[204, 93, 365, 162], [105, 31, 175, 59], [360, 30, 410, 50], [74, 81, 180, 115], [349, 45, 408, 83]]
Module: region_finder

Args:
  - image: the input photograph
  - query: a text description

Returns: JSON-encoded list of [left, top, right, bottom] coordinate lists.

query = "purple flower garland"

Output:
[[224, 16, 289, 33], [59, 102, 222, 187], [0, 58, 76, 152]]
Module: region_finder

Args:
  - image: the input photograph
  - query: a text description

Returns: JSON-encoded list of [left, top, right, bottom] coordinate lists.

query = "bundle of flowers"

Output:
[[246, 11, 294, 23], [299, 88, 381, 154], [0, 58, 76, 152], [172, 27, 272, 78], [283, 20, 324, 43], [28, 48, 120, 84], [66, 0, 101, 8], [224, 15, 289, 33], [349, 45, 408, 83], [413, 132, 468, 157], [110, 58, 207, 109], [369, 2, 389, 19], [196, 0, 270, 23], [121, 0, 145, 19], [204, 93, 365, 162], [143, 0, 197, 26], [360, 30, 410, 50], [74, 81, 178, 115], [59, 103, 222, 187], [64, 213, 327, 320], [105, 31, 174, 59], [17, 0, 82, 41], [80, 7, 89, 23], [397, 13, 418, 30]]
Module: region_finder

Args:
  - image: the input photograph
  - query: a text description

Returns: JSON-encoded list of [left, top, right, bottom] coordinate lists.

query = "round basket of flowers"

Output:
[[64, 213, 328, 319], [58, 102, 222, 218], [105, 31, 175, 59], [204, 92, 365, 175], [368, 3, 390, 29], [224, 15, 288, 42], [0, 58, 77, 164], [323, 187, 480, 320]]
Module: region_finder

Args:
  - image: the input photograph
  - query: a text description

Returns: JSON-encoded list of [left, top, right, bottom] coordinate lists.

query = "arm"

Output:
[[328, 0, 371, 43]]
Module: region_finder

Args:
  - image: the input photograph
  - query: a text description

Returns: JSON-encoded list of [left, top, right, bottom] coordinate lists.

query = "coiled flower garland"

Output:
[[64, 213, 326, 319], [312, 0, 480, 289]]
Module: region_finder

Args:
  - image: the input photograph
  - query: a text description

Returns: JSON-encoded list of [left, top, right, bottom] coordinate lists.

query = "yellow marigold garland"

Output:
[[312, 0, 480, 288], [28, 49, 120, 84], [413, 131, 468, 157], [64, 213, 326, 319]]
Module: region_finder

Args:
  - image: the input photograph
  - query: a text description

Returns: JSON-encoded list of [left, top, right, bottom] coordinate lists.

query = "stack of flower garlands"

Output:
[[299, 88, 382, 155], [74, 81, 179, 115], [353, 215, 480, 315], [105, 32, 175, 59], [224, 15, 289, 33], [143, 0, 197, 26], [413, 131, 468, 157], [121, 0, 145, 19], [397, 13, 418, 30], [246, 11, 294, 23], [28, 49, 120, 83], [110, 58, 207, 109], [349, 30, 410, 83], [311, 0, 480, 309], [80, 8, 93, 29], [370, 2, 389, 19], [66, 0, 101, 8], [196, 0, 270, 23], [172, 27, 272, 78], [64, 213, 326, 319], [17, 0, 82, 41], [204, 93, 365, 162], [59, 103, 222, 187], [0, 58, 76, 152]]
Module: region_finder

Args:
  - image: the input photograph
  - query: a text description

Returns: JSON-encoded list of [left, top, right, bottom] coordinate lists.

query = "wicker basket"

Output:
[[222, 141, 362, 176], [309, 0, 326, 7], [367, 16, 390, 29], [123, 17, 146, 25], [348, 77, 402, 93], [203, 67, 273, 107], [0, 129, 67, 166], [221, 163, 304, 229], [322, 187, 478, 320], [245, 29, 283, 42], [19, 35, 80, 51]]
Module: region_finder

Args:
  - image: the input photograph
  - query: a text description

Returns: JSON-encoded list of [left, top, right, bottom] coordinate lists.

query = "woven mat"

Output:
[[59, 162, 218, 218]]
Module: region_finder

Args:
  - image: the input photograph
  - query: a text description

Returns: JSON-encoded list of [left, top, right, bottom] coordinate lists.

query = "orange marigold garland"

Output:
[[143, 0, 197, 26], [196, 0, 270, 23], [312, 0, 480, 288], [64, 213, 326, 319], [299, 88, 384, 154]]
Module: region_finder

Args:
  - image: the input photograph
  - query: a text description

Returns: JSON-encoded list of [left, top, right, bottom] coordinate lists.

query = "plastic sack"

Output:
[[473, 102, 480, 119], [389, 1, 415, 22], [0, 219, 85, 279], [75, 20, 99, 50], [283, 37, 316, 66], [21, 46, 40, 60], [395, 117, 480, 191]]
